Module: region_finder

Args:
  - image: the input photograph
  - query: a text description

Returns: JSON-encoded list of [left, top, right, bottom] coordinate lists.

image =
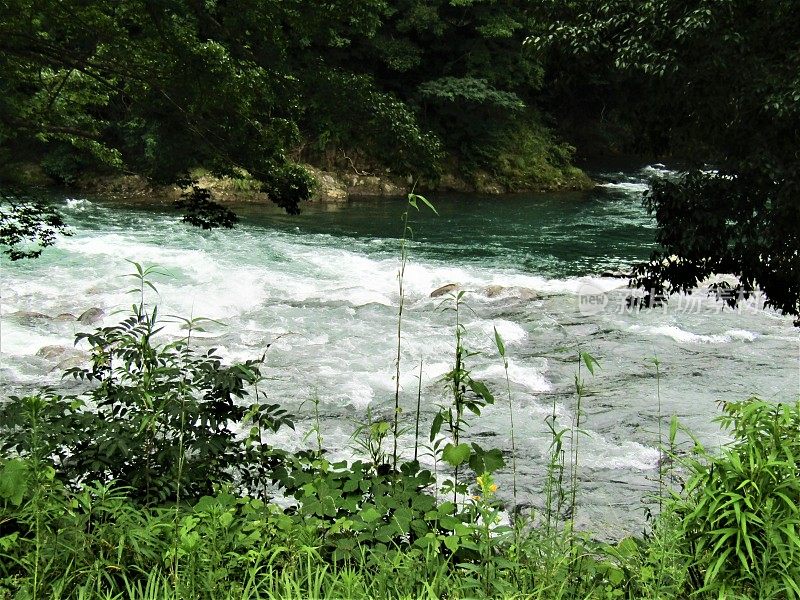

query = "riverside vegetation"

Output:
[[2, 196, 799, 600]]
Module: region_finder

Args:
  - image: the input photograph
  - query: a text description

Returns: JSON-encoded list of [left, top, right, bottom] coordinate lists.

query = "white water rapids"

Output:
[[2, 166, 797, 534]]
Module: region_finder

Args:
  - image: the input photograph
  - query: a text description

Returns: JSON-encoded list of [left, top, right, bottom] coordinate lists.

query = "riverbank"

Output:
[[2, 160, 594, 205]]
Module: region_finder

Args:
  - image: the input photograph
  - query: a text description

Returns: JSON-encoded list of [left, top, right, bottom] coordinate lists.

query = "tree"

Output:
[[0, 0, 386, 213], [530, 0, 800, 323], [0, 191, 70, 260]]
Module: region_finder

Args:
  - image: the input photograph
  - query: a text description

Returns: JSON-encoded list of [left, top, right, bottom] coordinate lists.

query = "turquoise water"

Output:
[[2, 165, 797, 534]]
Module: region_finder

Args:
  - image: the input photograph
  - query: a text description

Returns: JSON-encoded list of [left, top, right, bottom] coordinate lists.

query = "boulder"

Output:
[[54, 313, 77, 321], [483, 284, 505, 298], [430, 283, 459, 298], [38, 345, 90, 371], [346, 174, 404, 197], [36, 345, 70, 360], [36, 345, 87, 362], [437, 173, 475, 193], [53, 354, 90, 372], [516, 287, 539, 301], [304, 165, 349, 202], [77, 307, 105, 325]]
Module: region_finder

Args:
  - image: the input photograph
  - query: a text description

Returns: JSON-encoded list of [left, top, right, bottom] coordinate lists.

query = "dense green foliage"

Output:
[[676, 400, 800, 596], [531, 0, 800, 322], [0, 189, 70, 259], [0, 0, 587, 208], [2, 0, 800, 319]]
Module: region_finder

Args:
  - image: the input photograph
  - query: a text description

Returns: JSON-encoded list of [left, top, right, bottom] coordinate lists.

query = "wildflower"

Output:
[[472, 495, 481, 501], [489, 483, 498, 493]]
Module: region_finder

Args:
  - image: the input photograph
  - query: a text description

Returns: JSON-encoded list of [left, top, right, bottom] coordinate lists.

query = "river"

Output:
[[2, 164, 797, 535]]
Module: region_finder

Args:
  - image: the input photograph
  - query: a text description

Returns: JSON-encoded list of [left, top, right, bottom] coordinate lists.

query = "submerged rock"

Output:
[[36, 345, 71, 360], [37, 345, 90, 371], [7, 311, 52, 325], [36, 345, 87, 361], [483, 284, 505, 298], [601, 270, 632, 279], [515, 287, 539, 301], [54, 354, 90, 372], [78, 307, 105, 324], [481, 285, 538, 300], [430, 283, 459, 298]]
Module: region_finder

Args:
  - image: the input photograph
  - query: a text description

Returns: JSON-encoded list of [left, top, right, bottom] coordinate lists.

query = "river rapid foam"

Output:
[[2, 166, 797, 534]]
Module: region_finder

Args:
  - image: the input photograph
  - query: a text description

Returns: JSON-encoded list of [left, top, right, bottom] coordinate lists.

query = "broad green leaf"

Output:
[[442, 443, 471, 467], [443, 534, 460, 553], [580, 351, 601, 375], [360, 506, 381, 523], [430, 411, 444, 441], [482, 448, 505, 473], [0, 459, 28, 506]]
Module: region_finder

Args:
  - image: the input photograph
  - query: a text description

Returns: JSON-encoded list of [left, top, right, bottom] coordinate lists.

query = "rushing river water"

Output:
[[2, 164, 798, 535]]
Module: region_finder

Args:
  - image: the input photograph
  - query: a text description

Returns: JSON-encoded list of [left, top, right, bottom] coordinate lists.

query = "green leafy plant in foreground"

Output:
[[0, 267, 293, 506], [2, 259, 799, 598], [432, 291, 499, 505], [676, 398, 800, 598]]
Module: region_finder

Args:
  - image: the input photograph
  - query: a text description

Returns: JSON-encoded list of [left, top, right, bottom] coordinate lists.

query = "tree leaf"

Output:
[[0, 459, 28, 506], [442, 443, 471, 467]]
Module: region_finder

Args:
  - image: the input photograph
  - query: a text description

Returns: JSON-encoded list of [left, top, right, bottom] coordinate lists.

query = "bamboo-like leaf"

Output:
[[414, 193, 439, 216], [468, 379, 494, 404], [580, 351, 600, 375], [493, 326, 505, 357]]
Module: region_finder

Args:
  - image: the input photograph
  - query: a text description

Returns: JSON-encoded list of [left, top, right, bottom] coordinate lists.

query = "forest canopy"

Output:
[[0, 0, 580, 211]]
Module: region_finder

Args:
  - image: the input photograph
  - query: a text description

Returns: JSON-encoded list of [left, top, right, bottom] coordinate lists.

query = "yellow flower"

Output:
[[472, 495, 481, 501], [476, 476, 484, 487], [489, 484, 498, 493]]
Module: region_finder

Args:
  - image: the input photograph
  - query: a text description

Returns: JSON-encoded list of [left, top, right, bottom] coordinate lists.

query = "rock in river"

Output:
[[77, 307, 105, 324], [481, 285, 539, 301], [7, 311, 52, 326], [430, 283, 459, 298]]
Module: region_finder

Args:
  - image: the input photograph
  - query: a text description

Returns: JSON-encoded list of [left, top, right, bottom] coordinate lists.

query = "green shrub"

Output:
[[676, 398, 800, 598]]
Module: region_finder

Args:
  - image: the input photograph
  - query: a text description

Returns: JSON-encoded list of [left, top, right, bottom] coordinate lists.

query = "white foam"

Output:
[[65, 198, 92, 209], [640, 164, 674, 178], [580, 433, 660, 471], [598, 182, 650, 193], [725, 329, 759, 342], [473, 319, 527, 345], [340, 380, 375, 409], [0, 324, 68, 356], [473, 359, 551, 393], [631, 324, 731, 344]]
